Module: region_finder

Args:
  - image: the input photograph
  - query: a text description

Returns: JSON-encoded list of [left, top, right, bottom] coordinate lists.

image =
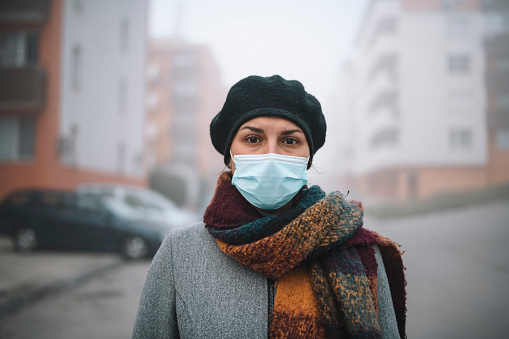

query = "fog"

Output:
[[148, 0, 369, 202], [149, 0, 365, 99], [2, 0, 505, 207], [147, 0, 507, 208], [1, 0, 508, 338]]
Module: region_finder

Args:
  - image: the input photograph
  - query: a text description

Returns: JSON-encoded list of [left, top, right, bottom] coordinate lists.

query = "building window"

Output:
[[368, 54, 398, 82], [174, 79, 198, 97], [71, 44, 82, 90], [73, 0, 84, 14], [494, 57, 509, 72], [370, 126, 399, 148], [172, 51, 198, 68], [496, 128, 509, 150], [0, 31, 38, 67], [496, 94, 509, 110], [448, 54, 470, 74], [117, 142, 126, 174], [407, 171, 419, 199], [146, 92, 159, 112], [369, 90, 398, 117], [442, 0, 470, 10], [447, 15, 471, 39], [485, 12, 509, 36], [367, 17, 397, 48], [118, 79, 127, 115], [119, 18, 129, 54], [448, 54, 470, 73], [449, 128, 472, 148], [59, 124, 79, 164], [0, 117, 36, 161], [146, 62, 160, 83]]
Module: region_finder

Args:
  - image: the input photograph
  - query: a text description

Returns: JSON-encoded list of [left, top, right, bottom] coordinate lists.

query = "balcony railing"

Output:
[[0, 67, 47, 114], [487, 108, 509, 131], [0, 0, 50, 26]]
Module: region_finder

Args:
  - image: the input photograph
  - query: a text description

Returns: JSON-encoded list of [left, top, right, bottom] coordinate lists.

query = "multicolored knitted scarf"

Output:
[[204, 172, 406, 338]]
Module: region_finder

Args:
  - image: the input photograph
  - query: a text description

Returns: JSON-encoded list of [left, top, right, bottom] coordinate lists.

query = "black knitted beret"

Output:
[[210, 75, 327, 166]]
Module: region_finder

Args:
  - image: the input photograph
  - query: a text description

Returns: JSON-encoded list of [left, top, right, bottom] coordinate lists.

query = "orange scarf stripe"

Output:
[[216, 235, 304, 280], [269, 265, 326, 338]]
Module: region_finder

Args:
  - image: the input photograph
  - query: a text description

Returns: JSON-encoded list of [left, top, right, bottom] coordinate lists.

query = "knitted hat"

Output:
[[210, 75, 327, 166]]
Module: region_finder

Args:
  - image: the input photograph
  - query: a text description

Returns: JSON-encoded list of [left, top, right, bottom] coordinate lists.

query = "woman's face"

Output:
[[230, 116, 310, 173]]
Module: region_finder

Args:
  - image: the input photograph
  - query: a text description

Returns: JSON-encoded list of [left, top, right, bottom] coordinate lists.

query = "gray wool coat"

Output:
[[132, 223, 401, 339]]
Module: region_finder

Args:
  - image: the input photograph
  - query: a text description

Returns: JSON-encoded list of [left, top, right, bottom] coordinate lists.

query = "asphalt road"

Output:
[[0, 199, 508, 339], [366, 199, 509, 338], [0, 260, 151, 339]]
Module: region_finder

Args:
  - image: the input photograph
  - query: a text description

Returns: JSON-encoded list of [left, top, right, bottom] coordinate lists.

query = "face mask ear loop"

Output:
[[229, 150, 236, 165]]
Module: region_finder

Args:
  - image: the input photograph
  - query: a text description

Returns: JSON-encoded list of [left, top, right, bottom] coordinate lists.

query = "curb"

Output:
[[0, 258, 123, 317], [366, 182, 509, 220]]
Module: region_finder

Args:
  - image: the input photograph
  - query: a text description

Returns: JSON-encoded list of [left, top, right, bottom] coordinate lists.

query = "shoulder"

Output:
[[155, 222, 212, 260], [162, 222, 216, 252], [157, 222, 237, 272], [168, 222, 212, 243]]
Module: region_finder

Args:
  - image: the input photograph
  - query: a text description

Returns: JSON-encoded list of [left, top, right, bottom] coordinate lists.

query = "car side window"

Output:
[[76, 195, 106, 216], [124, 194, 147, 209], [5, 192, 32, 206], [40, 192, 73, 210]]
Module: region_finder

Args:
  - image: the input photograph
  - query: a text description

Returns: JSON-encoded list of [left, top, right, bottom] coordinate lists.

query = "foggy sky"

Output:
[[148, 0, 368, 104]]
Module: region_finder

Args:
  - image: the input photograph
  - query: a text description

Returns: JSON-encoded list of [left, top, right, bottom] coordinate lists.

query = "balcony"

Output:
[[368, 90, 399, 117], [0, 67, 47, 114], [0, 0, 50, 27], [484, 34, 509, 59], [370, 126, 400, 149], [487, 108, 509, 131], [486, 71, 509, 94], [482, 0, 509, 11]]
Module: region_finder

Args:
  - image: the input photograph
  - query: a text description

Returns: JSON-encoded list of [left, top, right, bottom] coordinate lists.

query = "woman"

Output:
[[132, 75, 406, 339]]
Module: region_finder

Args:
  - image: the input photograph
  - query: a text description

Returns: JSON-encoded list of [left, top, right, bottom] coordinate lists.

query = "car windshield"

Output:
[[101, 197, 140, 220], [140, 190, 177, 211]]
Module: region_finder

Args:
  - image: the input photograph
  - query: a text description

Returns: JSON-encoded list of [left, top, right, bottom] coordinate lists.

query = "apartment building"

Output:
[[0, 0, 148, 200], [146, 39, 226, 209], [483, 0, 509, 184], [337, 0, 489, 202]]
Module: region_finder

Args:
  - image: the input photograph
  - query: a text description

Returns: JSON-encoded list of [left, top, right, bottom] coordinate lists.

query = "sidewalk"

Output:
[[0, 236, 123, 316], [366, 182, 509, 220]]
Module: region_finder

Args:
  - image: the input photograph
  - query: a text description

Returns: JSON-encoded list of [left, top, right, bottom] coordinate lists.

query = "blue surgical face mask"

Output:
[[231, 152, 308, 210]]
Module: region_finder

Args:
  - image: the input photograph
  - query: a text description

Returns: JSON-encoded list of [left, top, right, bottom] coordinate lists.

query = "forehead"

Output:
[[238, 116, 301, 131]]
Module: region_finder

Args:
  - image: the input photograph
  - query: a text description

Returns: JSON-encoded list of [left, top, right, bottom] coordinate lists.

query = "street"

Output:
[[366, 199, 509, 338], [0, 260, 151, 339], [0, 199, 508, 338]]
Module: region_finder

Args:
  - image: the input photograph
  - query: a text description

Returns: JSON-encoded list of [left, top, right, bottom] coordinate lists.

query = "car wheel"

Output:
[[122, 236, 148, 260], [13, 227, 38, 252]]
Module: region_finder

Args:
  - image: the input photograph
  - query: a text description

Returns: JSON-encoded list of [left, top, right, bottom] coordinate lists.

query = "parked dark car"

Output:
[[0, 189, 176, 259], [76, 183, 198, 227]]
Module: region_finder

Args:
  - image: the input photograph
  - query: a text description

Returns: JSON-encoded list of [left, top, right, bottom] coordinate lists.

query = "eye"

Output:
[[245, 135, 261, 144], [282, 137, 299, 145]]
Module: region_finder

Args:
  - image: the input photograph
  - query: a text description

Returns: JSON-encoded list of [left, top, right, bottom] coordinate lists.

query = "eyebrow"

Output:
[[240, 126, 264, 133], [281, 129, 304, 136], [240, 126, 304, 135]]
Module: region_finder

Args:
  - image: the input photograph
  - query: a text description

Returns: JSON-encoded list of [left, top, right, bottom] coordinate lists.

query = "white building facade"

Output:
[[338, 0, 488, 201], [59, 0, 148, 178]]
